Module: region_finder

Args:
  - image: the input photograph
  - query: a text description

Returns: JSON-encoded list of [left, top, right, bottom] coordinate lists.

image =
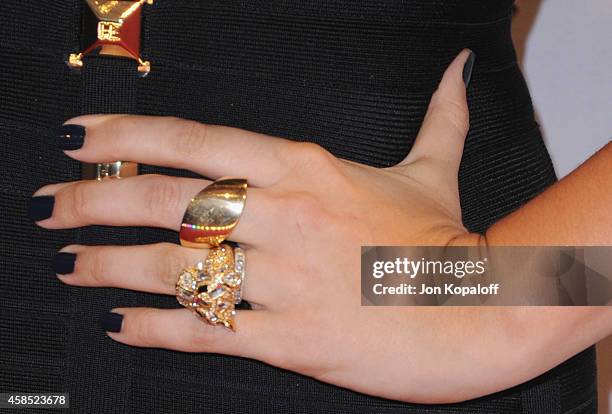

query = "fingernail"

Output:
[[28, 196, 55, 221], [462, 51, 477, 88], [100, 312, 123, 333], [53, 252, 76, 275], [57, 124, 86, 151]]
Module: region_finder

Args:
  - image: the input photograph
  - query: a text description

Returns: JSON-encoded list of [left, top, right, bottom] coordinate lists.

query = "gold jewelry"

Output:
[[68, 0, 154, 76], [180, 178, 247, 248], [233, 247, 246, 304], [82, 161, 138, 180], [175, 244, 244, 330]]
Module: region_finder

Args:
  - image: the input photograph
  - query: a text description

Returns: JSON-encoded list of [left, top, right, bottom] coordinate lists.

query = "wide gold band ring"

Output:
[[179, 178, 247, 248], [175, 244, 244, 330]]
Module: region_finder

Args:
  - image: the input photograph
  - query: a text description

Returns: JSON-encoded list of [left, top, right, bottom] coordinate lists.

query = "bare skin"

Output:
[[32, 50, 612, 403]]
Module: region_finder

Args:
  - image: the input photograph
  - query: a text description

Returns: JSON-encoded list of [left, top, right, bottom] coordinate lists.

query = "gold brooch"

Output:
[[68, 0, 153, 75]]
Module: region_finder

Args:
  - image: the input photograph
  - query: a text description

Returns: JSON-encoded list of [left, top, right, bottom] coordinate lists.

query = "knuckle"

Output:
[[191, 323, 225, 348], [173, 119, 209, 160], [134, 309, 157, 346], [430, 93, 469, 135], [283, 142, 336, 172], [143, 175, 183, 225], [89, 247, 109, 285], [103, 119, 125, 161], [268, 320, 327, 376], [158, 244, 185, 287], [285, 192, 317, 219], [282, 192, 332, 235], [68, 182, 93, 222]]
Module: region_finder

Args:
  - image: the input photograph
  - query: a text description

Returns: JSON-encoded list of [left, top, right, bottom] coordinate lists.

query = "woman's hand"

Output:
[[28, 50, 500, 403], [32, 50, 611, 403]]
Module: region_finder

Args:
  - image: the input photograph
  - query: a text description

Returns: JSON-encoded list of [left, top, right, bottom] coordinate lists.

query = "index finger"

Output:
[[59, 114, 291, 187]]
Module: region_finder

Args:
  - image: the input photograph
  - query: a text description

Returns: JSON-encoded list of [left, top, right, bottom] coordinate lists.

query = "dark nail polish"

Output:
[[53, 252, 76, 275], [28, 196, 55, 221], [100, 312, 123, 333], [462, 51, 477, 88], [57, 124, 86, 150]]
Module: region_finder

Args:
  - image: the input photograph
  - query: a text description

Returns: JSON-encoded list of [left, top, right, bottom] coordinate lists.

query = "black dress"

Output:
[[0, 1, 597, 413]]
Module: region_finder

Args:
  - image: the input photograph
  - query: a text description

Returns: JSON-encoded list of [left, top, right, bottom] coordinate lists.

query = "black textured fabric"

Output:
[[0, 1, 597, 413]]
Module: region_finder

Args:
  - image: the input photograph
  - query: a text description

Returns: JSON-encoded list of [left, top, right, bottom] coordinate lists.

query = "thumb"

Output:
[[398, 49, 475, 173]]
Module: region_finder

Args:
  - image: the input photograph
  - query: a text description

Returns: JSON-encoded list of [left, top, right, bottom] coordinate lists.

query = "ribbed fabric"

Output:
[[62, 56, 141, 414], [0, 1, 597, 413]]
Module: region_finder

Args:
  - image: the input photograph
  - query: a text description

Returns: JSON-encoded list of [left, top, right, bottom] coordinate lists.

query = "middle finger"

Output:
[[32, 174, 276, 246]]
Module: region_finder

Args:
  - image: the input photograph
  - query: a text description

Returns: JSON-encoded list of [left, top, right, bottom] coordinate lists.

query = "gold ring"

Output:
[[175, 244, 244, 330], [179, 178, 247, 248]]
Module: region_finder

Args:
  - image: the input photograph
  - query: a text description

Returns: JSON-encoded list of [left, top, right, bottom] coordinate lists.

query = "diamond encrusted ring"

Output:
[[175, 244, 244, 330]]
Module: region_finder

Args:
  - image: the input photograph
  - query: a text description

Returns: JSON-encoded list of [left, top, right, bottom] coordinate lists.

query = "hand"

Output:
[[33, 50, 493, 403]]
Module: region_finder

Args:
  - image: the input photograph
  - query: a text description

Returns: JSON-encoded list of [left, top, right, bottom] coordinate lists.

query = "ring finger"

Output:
[[53, 242, 285, 307]]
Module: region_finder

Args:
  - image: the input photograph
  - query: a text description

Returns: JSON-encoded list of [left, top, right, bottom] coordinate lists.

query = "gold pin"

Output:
[[68, 0, 153, 75]]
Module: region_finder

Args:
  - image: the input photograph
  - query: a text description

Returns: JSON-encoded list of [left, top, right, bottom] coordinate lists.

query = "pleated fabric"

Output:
[[0, 1, 596, 413]]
